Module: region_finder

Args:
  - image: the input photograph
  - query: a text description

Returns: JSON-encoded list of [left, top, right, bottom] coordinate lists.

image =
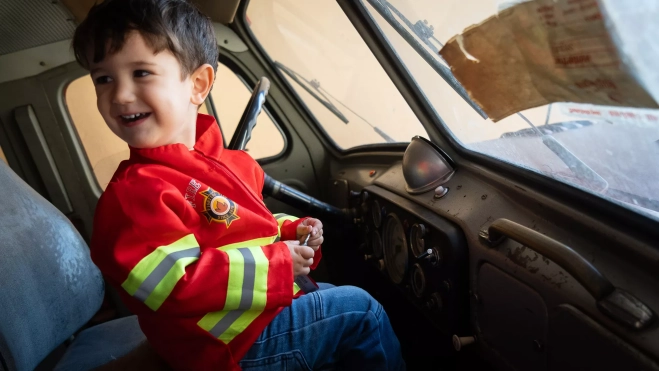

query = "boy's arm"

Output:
[[273, 213, 321, 270], [91, 179, 294, 317], [256, 167, 322, 269]]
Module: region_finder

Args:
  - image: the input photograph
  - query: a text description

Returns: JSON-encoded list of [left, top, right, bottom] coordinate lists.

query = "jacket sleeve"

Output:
[[91, 178, 294, 317], [273, 214, 322, 270]]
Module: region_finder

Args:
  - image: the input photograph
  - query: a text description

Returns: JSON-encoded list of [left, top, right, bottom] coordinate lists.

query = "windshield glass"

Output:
[[362, 0, 659, 220], [246, 0, 428, 149]]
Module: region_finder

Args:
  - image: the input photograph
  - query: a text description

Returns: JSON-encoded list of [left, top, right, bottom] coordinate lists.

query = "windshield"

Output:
[[362, 0, 659, 220], [247, 0, 428, 149]]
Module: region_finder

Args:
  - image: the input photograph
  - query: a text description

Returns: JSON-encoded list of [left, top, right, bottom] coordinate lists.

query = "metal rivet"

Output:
[[481, 194, 487, 200], [434, 186, 449, 199]]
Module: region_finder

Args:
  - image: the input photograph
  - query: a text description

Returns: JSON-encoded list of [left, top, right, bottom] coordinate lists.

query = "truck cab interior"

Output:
[[1, 0, 658, 370]]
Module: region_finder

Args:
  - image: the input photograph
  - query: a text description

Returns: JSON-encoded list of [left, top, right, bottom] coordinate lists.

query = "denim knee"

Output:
[[321, 285, 381, 317]]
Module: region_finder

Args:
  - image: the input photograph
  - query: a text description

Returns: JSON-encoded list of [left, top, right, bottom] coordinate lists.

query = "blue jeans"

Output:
[[239, 284, 405, 370]]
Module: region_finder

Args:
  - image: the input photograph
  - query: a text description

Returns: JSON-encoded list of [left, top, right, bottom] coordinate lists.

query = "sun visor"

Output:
[[439, 0, 659, 122]]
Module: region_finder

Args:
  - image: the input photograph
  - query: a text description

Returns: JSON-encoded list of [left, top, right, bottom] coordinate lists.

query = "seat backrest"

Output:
[[0, 161, 104, 371]]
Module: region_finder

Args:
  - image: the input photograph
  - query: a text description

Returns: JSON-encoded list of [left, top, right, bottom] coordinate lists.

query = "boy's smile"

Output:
[[89, 31, 199, 149]]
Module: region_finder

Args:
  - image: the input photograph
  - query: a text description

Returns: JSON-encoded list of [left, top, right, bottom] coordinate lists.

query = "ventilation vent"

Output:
[[0, 0, 75, 55]]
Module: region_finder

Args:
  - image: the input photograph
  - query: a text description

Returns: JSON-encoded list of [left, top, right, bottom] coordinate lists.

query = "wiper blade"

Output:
[[274, 61, 349, 124], [366, 0, 488, 119], [274, 60, 397, 143], [516, 110, 609, 192]]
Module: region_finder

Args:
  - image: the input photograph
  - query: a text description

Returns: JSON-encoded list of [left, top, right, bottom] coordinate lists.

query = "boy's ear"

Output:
[[190, 64, 215, 106]]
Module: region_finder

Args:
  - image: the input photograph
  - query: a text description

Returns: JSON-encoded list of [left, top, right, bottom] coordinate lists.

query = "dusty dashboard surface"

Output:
[[334, 145, 659, 370]]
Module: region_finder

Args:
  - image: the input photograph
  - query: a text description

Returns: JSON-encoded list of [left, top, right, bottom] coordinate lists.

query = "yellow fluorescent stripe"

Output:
[[198, 310, 229, 332], [218, 236, 276, 251], [250, 247, 269, 310], [220, 310, 263, 344], [276, 215, 298, 228], [293, 282, 301, 295], [122, 234, 199, 295], [143, 256, 198, 310], [224, 248, 245, 311]]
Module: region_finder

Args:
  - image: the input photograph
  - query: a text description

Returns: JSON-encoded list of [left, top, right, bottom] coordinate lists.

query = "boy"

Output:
[[73, 0, 404, 369]]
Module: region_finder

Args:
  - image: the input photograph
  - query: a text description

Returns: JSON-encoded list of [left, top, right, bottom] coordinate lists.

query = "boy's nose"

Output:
[[112, 81, 136, 104]]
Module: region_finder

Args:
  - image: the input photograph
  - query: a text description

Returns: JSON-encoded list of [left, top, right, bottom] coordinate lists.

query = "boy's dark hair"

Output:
[[72, 0, 219, 77]]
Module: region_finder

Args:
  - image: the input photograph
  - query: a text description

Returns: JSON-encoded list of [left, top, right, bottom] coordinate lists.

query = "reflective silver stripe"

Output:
[[274, 236, 280, 242], [207, 248, 258, 337], [209, 310, 245, 338], [237, 248, 255, 310], [274, 213, 287, 220], [133, 247, 200, 303]]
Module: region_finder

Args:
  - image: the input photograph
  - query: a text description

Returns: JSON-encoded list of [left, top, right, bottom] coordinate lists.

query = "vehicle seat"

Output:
[[0, 161, 146, 371]]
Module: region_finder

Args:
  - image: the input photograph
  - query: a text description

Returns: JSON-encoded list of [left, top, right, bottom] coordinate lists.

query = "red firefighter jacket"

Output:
[[91, 113, 321, 370]]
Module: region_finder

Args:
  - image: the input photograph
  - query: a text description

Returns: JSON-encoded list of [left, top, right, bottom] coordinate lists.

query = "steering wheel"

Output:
[[228, 77, 352, 222], [228, 77, 271, 151]]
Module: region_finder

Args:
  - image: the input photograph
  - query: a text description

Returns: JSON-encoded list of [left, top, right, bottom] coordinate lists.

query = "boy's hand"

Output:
[[296, 218, 324, 251], [285, 240, 315, 277]]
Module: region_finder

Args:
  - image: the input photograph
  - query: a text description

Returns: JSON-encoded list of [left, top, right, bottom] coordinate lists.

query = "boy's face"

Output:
[[90, 31, 198, 149]]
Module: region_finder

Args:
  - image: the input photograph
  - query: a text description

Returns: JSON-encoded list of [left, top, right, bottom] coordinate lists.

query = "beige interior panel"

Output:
[[194, 0, 241, 25]]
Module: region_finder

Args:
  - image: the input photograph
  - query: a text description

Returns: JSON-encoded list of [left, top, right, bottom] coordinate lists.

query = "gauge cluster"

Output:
[[358, 185, 468, 334]]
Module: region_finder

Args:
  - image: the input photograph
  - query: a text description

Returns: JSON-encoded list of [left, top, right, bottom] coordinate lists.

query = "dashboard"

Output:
[[356, 184, 469, 336]]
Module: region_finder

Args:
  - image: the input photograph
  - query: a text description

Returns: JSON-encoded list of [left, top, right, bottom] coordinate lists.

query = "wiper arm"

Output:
[[516, 109, 609, 192], [274, 61, 349, 124], [366, 0, 488, 119], [274, 60, 397, 143]]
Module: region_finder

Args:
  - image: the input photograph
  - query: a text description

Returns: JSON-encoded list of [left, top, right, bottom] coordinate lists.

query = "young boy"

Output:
[[73, 0, 404, 369]]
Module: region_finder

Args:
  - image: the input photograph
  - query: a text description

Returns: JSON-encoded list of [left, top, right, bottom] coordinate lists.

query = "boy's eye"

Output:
[[94, 75, 112, 85], [134, 70, 151, 78]]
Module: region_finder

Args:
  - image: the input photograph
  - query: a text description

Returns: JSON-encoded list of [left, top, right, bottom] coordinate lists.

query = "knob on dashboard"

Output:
[[452, 335, 476, 351], [428, 292, 443, 313]]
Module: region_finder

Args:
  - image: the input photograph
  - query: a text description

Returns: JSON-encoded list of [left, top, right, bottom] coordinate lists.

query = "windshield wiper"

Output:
[[274, 61, 349, 124], [365, 0, 488, 119], [274, 60, 396, 143], [515, 107, 609, 192]]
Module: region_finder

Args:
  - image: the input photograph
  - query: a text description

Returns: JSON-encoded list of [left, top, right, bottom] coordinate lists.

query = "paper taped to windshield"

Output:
[[439, 0, 659, 122]]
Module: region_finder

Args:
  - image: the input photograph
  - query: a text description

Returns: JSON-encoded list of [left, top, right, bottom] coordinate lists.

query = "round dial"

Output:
[[383, 214, 408, 284], [410, 223, 426, 257], [371, 200, 382, 228], [411, 264, 426, 298]]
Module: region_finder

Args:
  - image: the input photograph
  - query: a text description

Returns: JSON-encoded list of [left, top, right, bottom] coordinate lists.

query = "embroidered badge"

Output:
[[199, 188, 240, 227]]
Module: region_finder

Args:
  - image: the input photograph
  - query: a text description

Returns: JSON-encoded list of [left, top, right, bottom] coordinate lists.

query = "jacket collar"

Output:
[[128, 113, 224, 163]]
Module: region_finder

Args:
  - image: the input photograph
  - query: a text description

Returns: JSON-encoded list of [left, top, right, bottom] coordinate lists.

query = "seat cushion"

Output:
[[54, 316, 146, 371]]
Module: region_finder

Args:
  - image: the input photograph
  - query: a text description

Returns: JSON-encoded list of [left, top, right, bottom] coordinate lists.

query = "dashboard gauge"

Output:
[[411, 264, 426, 298], [383, 214, 408, 284], [370, 230, 383, 258], [410, 223, 426, 257], [371, 200, 382, 228]]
